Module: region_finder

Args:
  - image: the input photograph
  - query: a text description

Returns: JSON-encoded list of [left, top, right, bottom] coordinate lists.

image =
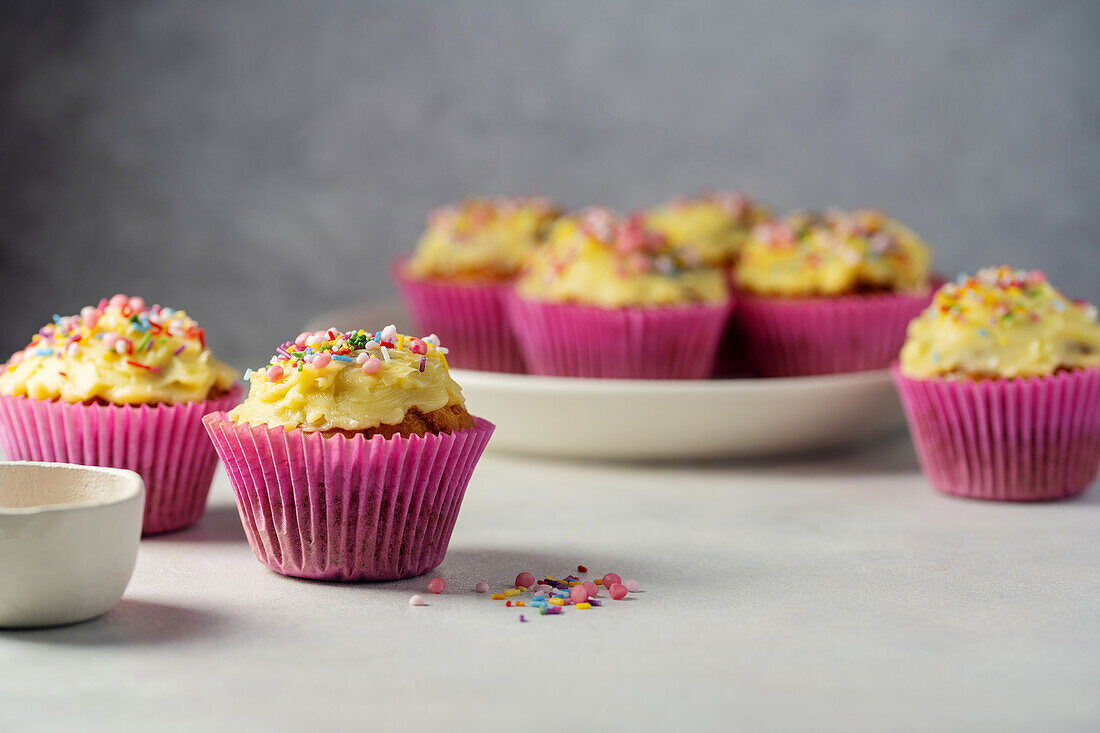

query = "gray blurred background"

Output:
[[2, 1, 1098, 367]]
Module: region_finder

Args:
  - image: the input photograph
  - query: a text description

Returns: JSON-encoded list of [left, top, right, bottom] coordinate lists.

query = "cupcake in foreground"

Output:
[[0, 295, 240, 534], [507, 207, 732, 379], [893, 266, 1100, 501], [203, 326, 494, 581], [393, 196, 562, 373], [734, 208, 934, 376]]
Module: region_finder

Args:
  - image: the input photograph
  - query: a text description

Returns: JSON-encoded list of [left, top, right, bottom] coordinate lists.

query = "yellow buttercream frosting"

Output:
[[0, 295, 235, 405], [514, 207, 729, 308], [229, 326, 466, 432], [643, 191, 772, 267], [736, 209, 932, 297], [900, 266, 1100, 379], [405, 196, 562, 280]]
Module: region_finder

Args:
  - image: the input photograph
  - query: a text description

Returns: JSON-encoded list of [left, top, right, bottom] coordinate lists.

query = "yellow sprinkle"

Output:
[[439, 352, 449, 370], [503, 589, 521, 597], [576, 602, 592, 610], [568, 581, 579, 586], [490, 593, 505, 600], [516, 586, 527, 592], [549, 598, 564, 606]]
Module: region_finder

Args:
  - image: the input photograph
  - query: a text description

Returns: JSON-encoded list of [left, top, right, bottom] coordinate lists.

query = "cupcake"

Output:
[[643, 191, 771, 376], [393, 195, 562, 373], [0, 294, 240, 534], [893, 266, 1100, 501], [734, 208, 934, 377], [203, 326, 494, 581], [506, 207, 732, 379]]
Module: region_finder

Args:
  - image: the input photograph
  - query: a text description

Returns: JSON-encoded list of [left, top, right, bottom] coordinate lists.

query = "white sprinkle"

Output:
[[425, 333, 441, 347], [381, 324, 397, 342], [355, 352, 368, 364], [408, 594, 425, 606], [381, 346, 391, 362]]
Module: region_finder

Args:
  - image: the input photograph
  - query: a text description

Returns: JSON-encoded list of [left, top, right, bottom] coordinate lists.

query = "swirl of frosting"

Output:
[[899, 266, 1100, 379], [0, 294, 235, 404], [514, 207, 729, 308], [229, 326, 467, 432], [736, 209, 932, 297], [642, 191, 772, 267], [405, 196, 562, 280]]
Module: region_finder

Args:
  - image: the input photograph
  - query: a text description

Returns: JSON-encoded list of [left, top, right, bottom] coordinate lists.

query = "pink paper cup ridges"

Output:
[[392, 260, 524, 373], [0, 386, 243, 534], [203, 413, 495, 581], [736, 289, 934, 377], [892, 365, 1100, 501], [506, 295, 732, 379]]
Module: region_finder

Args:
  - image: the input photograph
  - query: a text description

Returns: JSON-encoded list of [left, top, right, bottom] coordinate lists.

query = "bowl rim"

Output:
[[0, 461, 144, 517]]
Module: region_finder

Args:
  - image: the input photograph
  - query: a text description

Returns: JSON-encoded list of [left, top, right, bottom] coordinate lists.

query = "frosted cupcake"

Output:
[[893, 266, 1100, 501], [203, 326, 494, 581], [735, 208, 934, 376], [0, 294, 240, 534], [393, 196, 562, 373], [643, 191, 772, 269], [507, 207, 732, 379], [643, 191, 771, 376]]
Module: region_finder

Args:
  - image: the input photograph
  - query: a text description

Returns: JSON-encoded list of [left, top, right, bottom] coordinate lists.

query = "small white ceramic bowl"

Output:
[[0, 461, 144, 628]]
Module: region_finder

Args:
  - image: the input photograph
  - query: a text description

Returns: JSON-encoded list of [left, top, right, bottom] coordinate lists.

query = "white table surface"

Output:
[[2, 434, 1099, 732]]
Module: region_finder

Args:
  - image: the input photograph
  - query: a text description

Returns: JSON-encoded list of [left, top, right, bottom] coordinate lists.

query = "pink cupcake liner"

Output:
[[736, 288, 934, 377], [0, 386, 243, 534], [892, 365, 1100, 501], [505, 294, 732, 379], [392, 259, 525, 373], [203, 412, 495, 581]]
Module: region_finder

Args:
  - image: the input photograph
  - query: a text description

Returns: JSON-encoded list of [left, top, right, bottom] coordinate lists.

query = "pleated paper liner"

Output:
[[0, 386, 243, 534], [203, 413, 495, 581], [392, 258, 525, 373], [892, 365, 1100, 501], [505, 294, 732, 379], [736, 288, 934, 377]]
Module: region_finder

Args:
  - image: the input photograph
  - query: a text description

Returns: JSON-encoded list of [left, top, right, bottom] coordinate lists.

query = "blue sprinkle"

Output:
[[35, 348, 53, 357], [332, 354, 355, 363], [51, 314, 62, 326], [1052, 300, 1065, 312], [932, 351, 941, 363], [955, 272, 967, 284], [243, 369, 253, 379], [977, 328, 990, 338]]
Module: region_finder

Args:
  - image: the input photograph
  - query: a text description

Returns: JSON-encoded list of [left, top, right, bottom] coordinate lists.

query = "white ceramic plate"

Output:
[[307, 301, 907, 459]]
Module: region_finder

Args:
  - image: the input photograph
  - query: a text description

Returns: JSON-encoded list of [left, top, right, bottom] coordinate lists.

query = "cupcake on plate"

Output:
[[506, 207, 732, 379], [393, 195, 562, 373], [893, 266, 1100, 501], [735, 208, 934, 377], [643, 191, 772, 377], [643, 191, 772, 269], [0, 294, 240, 534], [203, 326, 494, 581]]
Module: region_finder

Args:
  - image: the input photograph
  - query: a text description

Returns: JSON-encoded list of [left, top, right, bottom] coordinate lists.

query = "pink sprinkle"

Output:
[[294, 332, 311, 348], [266, 365, 284, 382], [409, 595, 425, 606], [355, 352, 369, 364], [601, 573, 622, 589], [625, 579, 640, 593], [609, 583, 628, 601], [570, 585, 589, 604], [109, 294, 128, 309], [101, 332, 120, 349], [475, 582, 489, 593], [128, 296, 145, 312], [583, 580, 599, 598], [409, 338, 427, 355], [311, 352, 332, 369], [514, 572, 535, 589], [428, 577, 445, 594], [10, 351, 24, 366], [361, 357, 382, 375]]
